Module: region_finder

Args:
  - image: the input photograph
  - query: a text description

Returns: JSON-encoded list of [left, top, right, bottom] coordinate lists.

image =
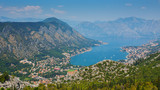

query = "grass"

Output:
[[67, 69, 76, 72]]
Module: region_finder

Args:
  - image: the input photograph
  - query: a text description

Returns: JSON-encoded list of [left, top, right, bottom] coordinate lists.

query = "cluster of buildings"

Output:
[[18, 54, 80, 85], [122, 40, 160, 63], [17, 47, 93, 85], [20, 59, 34, 66], [30, 76, 52, 86]]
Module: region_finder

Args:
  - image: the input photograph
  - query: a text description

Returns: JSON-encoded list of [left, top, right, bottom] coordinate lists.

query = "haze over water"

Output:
[[70, 37, 152, 66]]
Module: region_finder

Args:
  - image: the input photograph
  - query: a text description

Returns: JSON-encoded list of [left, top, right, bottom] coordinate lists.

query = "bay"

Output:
[[70, 37, 152, 66]]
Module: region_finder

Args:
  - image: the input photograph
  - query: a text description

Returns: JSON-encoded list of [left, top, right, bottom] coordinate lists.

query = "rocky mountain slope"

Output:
[[64, 60, 136, 82], [0, 17, 100, 72], [0, 73, 34, 90], [75, 17, 160, 39]]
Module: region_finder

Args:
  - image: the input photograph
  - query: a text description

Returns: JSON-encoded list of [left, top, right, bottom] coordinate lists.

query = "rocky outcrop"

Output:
[[0, 75, 35, 90]]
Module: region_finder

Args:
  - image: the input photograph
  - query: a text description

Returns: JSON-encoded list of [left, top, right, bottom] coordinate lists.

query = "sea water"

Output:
[[70, 37, 151, 66]]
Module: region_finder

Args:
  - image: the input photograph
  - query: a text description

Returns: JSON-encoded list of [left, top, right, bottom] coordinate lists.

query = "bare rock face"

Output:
[[0, 76, 35, 90]]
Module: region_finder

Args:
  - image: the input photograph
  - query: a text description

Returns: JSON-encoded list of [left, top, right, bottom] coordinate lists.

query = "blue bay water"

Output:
[[70, 37, 152, 66]]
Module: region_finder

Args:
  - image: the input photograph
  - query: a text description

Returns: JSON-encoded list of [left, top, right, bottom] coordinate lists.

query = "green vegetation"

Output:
[[36, 49, 65, 59], [22, 80, 159, 90], [0, 72, 10, 83], [67, 69, 76, 72], [0, 57, 32, 75]]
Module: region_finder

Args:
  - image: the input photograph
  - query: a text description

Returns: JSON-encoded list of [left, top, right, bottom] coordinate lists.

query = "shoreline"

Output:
[[63, 42, 107, 66], [69, 41, 108, 58], [64, 41, 107, 60], [71, 47, 92, 57], [63, 47, 93, 61]]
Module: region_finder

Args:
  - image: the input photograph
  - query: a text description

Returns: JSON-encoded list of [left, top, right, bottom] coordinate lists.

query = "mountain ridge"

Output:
[[74, 17, 160, 39], [0, 17, 100, 73]]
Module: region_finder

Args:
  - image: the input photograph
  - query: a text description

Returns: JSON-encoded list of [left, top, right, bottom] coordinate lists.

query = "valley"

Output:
[[0, 17, 101, 86], [1, 0, 160, 89], [0, 17, 160, 89]]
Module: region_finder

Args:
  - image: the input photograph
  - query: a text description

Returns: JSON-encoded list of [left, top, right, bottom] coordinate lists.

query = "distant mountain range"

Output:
[[3, 16, 159, 40], [74, 17, 160, 40]]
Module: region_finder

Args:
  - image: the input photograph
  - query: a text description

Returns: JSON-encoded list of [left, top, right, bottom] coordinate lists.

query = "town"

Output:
[[15, 48, 92, 85], [122, 40, 160, 64]]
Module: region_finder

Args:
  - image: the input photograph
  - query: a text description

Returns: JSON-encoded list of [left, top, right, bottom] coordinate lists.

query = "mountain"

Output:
[[74, 22, 105, 39], [62, 19, 81, 27], [0, 17, 100, 73], [74, 17, 160, 39]]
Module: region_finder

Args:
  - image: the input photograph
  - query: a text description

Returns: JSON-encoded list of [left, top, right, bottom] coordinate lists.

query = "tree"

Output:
[[0, 72, 10, 83], [23, 86, 32, 90], [47, 84, 56, 90], [38, 83, 46, 90], [0, 87, 5, 90]]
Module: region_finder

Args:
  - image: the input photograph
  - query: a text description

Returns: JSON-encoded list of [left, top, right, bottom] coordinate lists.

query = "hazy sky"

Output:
[[0, 0, 160, 21]]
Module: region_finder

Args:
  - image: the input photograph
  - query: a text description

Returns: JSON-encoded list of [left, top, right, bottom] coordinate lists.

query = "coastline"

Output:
[[63, 47, 93, 61], [71, 47, 92, 57], [68, 42, 110, 66], [118, 47, 130, 63], [64, 41, 107, 60]]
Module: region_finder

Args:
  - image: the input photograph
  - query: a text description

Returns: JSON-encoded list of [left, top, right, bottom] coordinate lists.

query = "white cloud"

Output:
[[57, 5, 64, 8], [51, 8, 65, 14], [141, 6, 146, 10], [9, 11, 21, 16], [0, 6, 2, 9], [2, 5, 43, 18], [24, 6, 41, 12], [4, 5, 42, 13], [125, 3, 132, 7]]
